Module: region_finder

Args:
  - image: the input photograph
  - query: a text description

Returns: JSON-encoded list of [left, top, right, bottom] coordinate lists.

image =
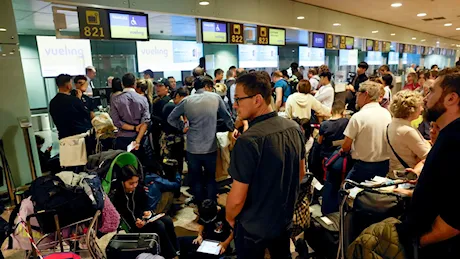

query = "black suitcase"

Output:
[[106, 233, 160, 259], [304, 212, 340, 259]]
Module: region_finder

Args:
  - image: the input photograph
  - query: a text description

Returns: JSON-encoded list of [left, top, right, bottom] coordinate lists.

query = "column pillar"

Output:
[[0, 0, 39, 189]]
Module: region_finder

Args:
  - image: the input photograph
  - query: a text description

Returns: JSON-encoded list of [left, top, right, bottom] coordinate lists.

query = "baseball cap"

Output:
[[153, 78, 170, 88]]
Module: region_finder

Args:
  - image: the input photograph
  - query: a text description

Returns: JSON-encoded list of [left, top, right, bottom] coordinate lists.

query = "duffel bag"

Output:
[[106, 233, 160, 259], [30, 175, 96, 234]]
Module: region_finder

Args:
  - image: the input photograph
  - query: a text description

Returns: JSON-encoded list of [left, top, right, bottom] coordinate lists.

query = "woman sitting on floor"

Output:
[[109, 164, 179, 258]]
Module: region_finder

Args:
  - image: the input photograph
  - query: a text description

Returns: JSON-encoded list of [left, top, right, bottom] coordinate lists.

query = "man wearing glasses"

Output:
[[226, 72, 306, 259], [167, 76, 233, 205], [71, 75, 95, 119]]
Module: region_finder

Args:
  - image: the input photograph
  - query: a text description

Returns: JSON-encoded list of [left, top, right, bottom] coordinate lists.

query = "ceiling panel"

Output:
[[295, 0, 460, 41], [12, 0, 50, 12]]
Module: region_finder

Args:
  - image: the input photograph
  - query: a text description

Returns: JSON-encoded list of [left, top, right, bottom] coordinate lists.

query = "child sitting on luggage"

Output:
[[178, 200, 233, 259], [318, 100, 349, 159]]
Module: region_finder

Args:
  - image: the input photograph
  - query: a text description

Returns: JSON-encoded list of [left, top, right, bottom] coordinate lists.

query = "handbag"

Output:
[[386, 125, 410, 169], [59, 132, 89, 167]]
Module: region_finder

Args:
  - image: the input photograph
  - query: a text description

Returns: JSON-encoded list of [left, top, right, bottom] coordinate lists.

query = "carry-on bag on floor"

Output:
[[338, 179, 411, 259], [303, 212, 340, 259], [106, 233, 160, 259]]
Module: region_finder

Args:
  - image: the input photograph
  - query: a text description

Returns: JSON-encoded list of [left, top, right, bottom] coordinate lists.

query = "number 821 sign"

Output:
[[77, 7, 111, 40]]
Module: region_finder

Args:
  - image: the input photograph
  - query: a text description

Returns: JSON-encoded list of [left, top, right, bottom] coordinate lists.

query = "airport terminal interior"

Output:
[[0, 0, 460, 258]]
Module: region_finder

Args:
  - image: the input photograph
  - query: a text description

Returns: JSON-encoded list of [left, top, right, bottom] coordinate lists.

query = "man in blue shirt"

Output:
[[272, 70, 291, 111], [168, 76, 233, 204]]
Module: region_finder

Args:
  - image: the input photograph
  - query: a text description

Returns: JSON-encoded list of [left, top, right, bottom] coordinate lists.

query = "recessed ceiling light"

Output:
[[456, 28, 460, 30], [297, 16, 305, 20], [436, 41, 440, 44], [1, 54, 5, 56], [0, 28, 6, 32], [417, 13, 427, 17], [372, 30, 379, 33], [333, 23, 341, 26], [390, 33, 396, 36], [421, 39, 426, 42], [199, 1, 210, 5], [412, 37, 417, 40], [444, 23, 453, 26], [9, 52, 13, 55], [391, 3, 402, 7]]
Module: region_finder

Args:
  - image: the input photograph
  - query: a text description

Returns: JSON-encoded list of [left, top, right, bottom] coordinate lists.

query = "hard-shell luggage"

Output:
[[106, 233, 160, 259]]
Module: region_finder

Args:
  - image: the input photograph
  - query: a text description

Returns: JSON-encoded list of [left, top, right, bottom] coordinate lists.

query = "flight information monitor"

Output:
[[108, 11, 149, 40]]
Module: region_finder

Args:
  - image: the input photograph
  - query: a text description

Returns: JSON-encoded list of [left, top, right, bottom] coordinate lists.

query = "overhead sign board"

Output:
[[257, 25, 269, 45], [312, 33, 325, 48], [201, 20, 228, 43], [229, 23, 244, 44], [345, 36, 354, 50], [269, 28, 286, 46], [326, 34, 334, 49], [108, 11, 149, 40], [77, 6, 110, 40]]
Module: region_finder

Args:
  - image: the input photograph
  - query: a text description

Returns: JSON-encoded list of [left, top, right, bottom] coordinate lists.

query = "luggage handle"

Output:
[[341, 179, 409, 196]]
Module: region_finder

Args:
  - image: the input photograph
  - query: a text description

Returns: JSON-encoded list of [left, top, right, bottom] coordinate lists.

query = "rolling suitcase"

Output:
[[106, 233, 160, 259]]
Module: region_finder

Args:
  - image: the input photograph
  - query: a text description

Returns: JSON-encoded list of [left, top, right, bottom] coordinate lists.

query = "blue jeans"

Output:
[[186, 151, 217, 204], [346, 160, 389, 183]]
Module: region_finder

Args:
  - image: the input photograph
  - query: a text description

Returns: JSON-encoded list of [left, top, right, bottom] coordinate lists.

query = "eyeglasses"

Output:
[[234, 95, 256, 105]]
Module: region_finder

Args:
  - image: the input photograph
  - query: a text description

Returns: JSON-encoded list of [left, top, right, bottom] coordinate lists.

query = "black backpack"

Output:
[[30, 175, 95, 234]]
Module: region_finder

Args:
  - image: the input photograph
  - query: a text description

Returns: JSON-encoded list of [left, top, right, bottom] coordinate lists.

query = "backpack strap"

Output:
[[386, 125, 410, 169]]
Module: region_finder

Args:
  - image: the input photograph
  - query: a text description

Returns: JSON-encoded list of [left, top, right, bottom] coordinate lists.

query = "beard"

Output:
[[424, 98, 446, 122]]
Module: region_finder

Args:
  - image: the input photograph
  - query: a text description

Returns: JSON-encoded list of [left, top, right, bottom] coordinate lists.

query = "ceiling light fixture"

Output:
[[436, 41, 440, 44], [199, 1, 210, 5], [372, 30, 379, 33], [333, 23, 341, 26], [391, 3, 402, 7], [412, 37, 416, 40], [417, 13, 427, 17], [444, 23, 453, 26], [421, 39, 426, 42], [0, 28, 6, 32], [297, 16, 305, 20], [391, 33, 396, 36], [1, 54, 5, 56], [456, 28, 460, 30]]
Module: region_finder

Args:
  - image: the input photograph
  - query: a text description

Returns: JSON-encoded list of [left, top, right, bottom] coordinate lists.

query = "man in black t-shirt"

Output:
[[71, 75, 95, 119], [226, 72, 306, 259], [397, 68, 460, 258], [346, 61, 369, 112], [49, 74, 92, 140]]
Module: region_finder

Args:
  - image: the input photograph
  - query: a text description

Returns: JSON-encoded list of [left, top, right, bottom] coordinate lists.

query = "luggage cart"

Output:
[[25, 210, 103, 259], [338, 179, 411, 259]]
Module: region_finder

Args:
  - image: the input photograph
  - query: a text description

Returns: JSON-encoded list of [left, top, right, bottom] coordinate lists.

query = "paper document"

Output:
[[320, 216, 333, 225], [127, 141, 135, 152], [197, 240, 221, 255], [312, 177, 324, 191]]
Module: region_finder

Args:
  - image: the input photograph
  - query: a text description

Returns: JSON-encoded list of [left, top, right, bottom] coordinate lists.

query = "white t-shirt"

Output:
[[309, 75, 320, 91], [314, 83, 334, 109], [343, 102, 392, 162]]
